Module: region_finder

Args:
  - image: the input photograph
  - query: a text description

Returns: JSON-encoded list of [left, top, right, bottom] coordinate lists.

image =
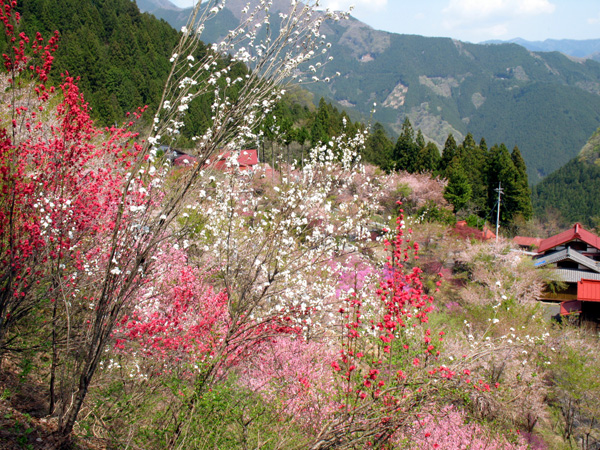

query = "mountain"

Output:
[[137, 0, 600, 185], [533, 125, 600, 227], [136, 0, 182, 12], [10, 0, 252, 143], [10, 0, 181, 126], [482, 38, 600, 60]]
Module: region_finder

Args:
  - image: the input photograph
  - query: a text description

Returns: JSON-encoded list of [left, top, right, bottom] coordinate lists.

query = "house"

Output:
[[172, 149, 259, 172], [173, 153, 198, 167], [533, 223, 600, 323], [214, 149, 258, 172], [513, 236, 542, 252]]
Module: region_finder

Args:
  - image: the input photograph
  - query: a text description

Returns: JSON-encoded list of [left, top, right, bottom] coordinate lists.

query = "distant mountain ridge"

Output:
[[482, 38, 600, 61], [137, 0, 600, 184], [136, 0, 182, 12]]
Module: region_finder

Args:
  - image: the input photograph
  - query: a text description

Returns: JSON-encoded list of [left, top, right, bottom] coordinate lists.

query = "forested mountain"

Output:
[[9, 0, 179, 126], [139, 0, 600, 185], [7, 0, 584, 228], [7, 0, 257, 144], [533, 127, 600, 228]]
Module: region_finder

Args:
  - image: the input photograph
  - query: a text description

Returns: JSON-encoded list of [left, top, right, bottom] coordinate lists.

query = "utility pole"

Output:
[[495, 182, 503, 242]]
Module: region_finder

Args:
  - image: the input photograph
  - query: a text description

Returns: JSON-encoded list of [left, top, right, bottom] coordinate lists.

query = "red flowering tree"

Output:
[[306, 205, 470, 449]]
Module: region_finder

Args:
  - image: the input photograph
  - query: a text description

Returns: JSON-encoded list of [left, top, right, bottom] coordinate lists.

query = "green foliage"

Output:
[[10, 0, 251, 143], [416, 201, 456, 225], [393, 117, 419, 172], [11, 0, 178, 126], [508, 146, 533, 221], [440, 134, 458, 175], [549, 342, 600, 446], [418, 141, 441, 173], [534, 157, 600, 228], [487, 144, 532, 225], [464, 214, 484, 229], [87, 373, 309, 450], [459, 133, 488, 214], [444, 165, 472, 213], [363, 122, 393, 170]]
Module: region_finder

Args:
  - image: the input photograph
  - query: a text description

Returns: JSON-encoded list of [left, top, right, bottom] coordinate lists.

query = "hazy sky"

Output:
[[168, 0, 600, 43]]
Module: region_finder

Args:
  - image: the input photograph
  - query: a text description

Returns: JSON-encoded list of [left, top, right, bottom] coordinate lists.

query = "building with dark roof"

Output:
[[534, 223, 600, 324]]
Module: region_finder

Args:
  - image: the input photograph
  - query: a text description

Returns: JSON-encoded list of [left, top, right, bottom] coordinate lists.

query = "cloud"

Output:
[[441, 0, 555, 39], [319, 0, 388, 13], [488, 23, 509, 37], [443, 0, 555, 22], [588, 11, 600, 25]]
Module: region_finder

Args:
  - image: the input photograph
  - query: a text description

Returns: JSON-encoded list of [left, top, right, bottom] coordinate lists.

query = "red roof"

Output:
[[173, 154, 198, 166], [513, 236, 543, 248], [578, 279, 600, 302], [216, 149, 258, 167], [537, 223, 600, 254]]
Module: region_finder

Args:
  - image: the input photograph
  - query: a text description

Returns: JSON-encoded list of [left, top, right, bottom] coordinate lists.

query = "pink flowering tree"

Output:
[[114, 246, 229, 367], [238, 336, 338, 431], [400, 405, 529, 450]]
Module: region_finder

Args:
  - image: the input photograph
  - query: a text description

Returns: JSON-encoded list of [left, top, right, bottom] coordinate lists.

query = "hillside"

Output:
[[533, 126, 600, 227], [9, 0, 180, 126], [138, 0, 600, 184], [3, 2, 600, 448]]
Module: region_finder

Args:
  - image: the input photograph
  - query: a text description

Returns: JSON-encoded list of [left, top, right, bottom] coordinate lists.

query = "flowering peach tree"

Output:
[[0, 0, 347, 445]]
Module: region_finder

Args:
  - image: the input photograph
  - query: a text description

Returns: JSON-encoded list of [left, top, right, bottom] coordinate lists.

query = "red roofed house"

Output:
[[513, 236, 543, 252], [173, 154, 199, 167], [534, 223, 600, 324], [173, 149, 259, 172], [214, 149, 258, 172]]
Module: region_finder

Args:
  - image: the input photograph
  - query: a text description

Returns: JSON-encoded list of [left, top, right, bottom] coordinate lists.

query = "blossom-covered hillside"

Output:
[[1, 1, 599, 449]]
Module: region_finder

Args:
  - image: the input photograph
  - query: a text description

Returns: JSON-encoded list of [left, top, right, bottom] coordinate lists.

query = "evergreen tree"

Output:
[[479, 137, 488, 153], [393, 117, 419, 172], [310, 98, 330, 146], [363, 123, 393, 171], [416, 129, 426, 151], [509, 146, 533, 220], [511, 145, 528, 182], [417, 142, 440, 173], [340, 111, 357, 136], [439, 134, 458, 175], [444, 163, 472, 214], [413, 129, 426, 172], [296, 126, 310, 168], [487, 144, 530, 225], [459, 133, 488, 214]]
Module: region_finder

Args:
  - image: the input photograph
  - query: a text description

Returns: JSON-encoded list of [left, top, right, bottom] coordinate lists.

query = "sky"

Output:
[[168, 0, 600, 43]]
